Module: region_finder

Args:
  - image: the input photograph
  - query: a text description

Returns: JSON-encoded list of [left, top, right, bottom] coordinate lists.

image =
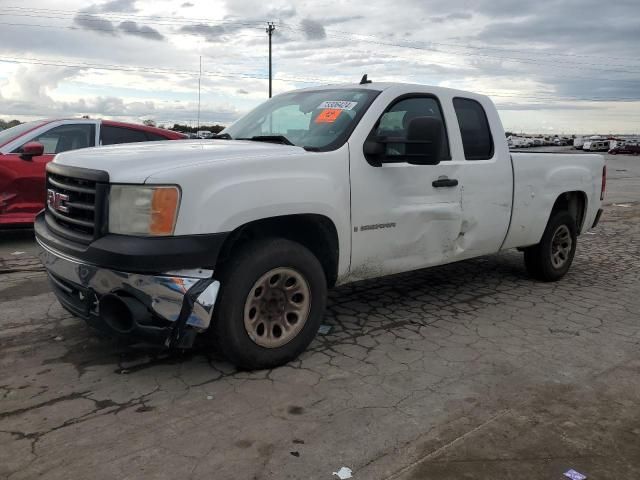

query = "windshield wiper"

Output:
[[212, 133, 232, 139], [237, 135, 294, 146]]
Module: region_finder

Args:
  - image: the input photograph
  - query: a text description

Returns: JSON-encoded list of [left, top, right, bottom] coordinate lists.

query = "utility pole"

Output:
[[197, 55, 202, 130], [266, 22, 275, 98]]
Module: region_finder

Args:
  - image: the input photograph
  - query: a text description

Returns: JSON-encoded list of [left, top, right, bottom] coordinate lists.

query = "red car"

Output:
[[0, 119, 186, 227]]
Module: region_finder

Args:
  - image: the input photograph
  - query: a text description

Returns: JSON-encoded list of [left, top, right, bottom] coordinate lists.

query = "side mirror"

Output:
[[20, 141, 45, 160], [362, 139, 385, 167], [404, 116, 443, 165]]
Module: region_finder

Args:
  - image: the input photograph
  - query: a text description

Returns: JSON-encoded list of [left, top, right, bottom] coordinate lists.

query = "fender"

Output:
[[504, 156, 599, 249], [146, 147, 352, 277]]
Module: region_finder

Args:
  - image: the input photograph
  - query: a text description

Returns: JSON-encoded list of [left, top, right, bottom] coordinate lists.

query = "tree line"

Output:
[[168, 123, 226, 134], [0, 119, 21, 130]]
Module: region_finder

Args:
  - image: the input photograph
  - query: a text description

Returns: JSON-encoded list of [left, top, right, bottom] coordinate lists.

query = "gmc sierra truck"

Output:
[[36, 82, 606, 369]]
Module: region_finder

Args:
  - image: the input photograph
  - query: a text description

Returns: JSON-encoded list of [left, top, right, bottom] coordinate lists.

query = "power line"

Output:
[[6, 6, 638, 65], [0, 55, 322, 84], [277, 24, 640, 75], [278, 19, 640, 64], [3, 9, 640, 79], [0, 6, 268, 27], [3, 18, 638, 87], [4, 6, 640, 70], [1, 55, 638, 103], [0, 11, 267, 30]]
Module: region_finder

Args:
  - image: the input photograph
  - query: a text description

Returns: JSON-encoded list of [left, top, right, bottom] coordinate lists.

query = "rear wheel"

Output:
[[524, 211, 577, 282], [212, 238, 327, 370]]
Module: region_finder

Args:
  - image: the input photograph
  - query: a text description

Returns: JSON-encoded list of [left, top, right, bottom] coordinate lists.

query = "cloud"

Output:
[[179, 23, 233, 42], [73, 14, 117, 35], [84, 0, 139, 13], [496, 102, 607, 111], [430, 12, 472, 23], [73, 14, 164, 41], [118, 21, 165, 40], [300, 19, 326, 40], [1, 66, 82, 104]]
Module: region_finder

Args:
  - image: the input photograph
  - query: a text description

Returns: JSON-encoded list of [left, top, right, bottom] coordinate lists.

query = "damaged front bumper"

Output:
[[37, 241, 220, 348]]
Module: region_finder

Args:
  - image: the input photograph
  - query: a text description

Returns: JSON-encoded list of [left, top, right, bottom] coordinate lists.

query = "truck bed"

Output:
[[502, 152, 605, 249]]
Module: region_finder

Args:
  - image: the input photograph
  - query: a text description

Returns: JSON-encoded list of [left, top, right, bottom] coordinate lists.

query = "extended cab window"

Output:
[[453, 98, 494, 160], [15, 124, 95, 154], [375, 96, 450, 161], [101, 126, 148, 145]]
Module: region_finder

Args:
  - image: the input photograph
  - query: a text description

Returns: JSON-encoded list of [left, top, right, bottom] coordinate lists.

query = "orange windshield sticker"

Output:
[[315, 108, 342, 123]]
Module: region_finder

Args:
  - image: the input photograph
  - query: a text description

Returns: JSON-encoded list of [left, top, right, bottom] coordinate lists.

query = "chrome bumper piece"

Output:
[[37, 240, 220, 337]]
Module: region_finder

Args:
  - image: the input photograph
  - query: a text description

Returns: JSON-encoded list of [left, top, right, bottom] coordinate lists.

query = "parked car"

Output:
[[583, 140, 610, 152], [36, 82, 605, 369], [0, 119, 186, 227], [197, 130, 213, 139], [609, 142, 640, 155], [507, 136, 529, 149]]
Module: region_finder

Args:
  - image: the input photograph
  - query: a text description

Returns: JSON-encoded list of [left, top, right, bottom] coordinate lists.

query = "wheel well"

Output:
[[551, 191, 587, 233], [216, 214, 340, 287]]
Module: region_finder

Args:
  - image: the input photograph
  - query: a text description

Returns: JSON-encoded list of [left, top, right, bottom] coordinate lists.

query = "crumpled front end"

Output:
[[38, 241, 220, 348]]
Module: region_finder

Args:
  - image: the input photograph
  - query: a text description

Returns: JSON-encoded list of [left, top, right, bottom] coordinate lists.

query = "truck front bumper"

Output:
[[37, 240, 220, 347]]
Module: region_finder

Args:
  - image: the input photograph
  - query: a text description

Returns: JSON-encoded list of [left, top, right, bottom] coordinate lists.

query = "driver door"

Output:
[[348, 94, 464, 280]]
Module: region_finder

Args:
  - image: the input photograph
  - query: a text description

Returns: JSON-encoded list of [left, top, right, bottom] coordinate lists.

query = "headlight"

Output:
[[109, 185, 180, 236]]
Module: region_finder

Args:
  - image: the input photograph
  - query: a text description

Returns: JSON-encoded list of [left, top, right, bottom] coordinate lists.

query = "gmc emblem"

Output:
[[47, 189, 70, 213]]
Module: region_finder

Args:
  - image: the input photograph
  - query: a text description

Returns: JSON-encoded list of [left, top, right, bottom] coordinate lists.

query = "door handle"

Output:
[[432, 178, 459, 188]]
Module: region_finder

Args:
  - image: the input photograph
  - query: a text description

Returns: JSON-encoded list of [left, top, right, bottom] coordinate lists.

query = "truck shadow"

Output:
[[46, 251, 529, 377]]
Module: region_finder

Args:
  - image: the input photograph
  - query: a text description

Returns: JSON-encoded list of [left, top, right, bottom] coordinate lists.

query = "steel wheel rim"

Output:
[[243, 267, 311, 348], [550, 225, 572, 268]]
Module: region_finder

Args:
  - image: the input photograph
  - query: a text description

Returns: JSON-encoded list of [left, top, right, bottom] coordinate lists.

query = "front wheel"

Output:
[[524, 211, 577, 282], [211, 238, 327, 370]]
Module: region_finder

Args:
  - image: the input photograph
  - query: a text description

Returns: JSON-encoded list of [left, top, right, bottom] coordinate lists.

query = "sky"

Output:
[[0, 0, 639, 134]]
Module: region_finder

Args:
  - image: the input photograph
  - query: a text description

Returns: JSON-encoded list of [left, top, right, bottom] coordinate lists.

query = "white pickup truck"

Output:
[[36, 82, 606, 369]]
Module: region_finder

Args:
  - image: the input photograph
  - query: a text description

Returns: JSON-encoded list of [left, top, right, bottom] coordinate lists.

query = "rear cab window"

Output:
[[101, 126, 151, 145], [145, 131, 172, 141], [453, 97, 494, 160]]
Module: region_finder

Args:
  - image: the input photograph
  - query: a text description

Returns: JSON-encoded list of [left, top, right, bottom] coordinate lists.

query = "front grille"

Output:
[[45, 165, 108, 244]]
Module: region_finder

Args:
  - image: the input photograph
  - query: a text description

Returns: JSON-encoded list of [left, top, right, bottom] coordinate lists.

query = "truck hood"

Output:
[[53, 140, 308, 183]]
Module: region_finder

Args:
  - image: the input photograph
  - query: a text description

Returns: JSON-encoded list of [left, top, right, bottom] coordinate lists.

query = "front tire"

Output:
[[524, 211, 577, 282], [212, 238, 327, 370]]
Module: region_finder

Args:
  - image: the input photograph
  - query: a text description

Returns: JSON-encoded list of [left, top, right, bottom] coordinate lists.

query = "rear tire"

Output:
[[211, 238, 327, 370], [524, 211, 577, 282]]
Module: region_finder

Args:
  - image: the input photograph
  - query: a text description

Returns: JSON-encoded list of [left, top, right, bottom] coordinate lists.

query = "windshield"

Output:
[[222, 88, 379, 151], [0, 120, 47, 148]]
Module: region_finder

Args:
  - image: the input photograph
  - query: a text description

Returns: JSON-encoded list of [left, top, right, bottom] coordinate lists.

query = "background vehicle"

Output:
[[0, 119, 186, 227], [508, 136, 528, 149], [197, 130, 213, 139], [36, 82, 605, 369], [573, 136, 585, 149], [609, 142, 640, 155], [584, 140, 610, 152]]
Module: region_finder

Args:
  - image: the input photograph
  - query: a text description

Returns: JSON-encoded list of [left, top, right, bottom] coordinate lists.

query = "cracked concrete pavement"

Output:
[[1, 151, 639, 479]]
